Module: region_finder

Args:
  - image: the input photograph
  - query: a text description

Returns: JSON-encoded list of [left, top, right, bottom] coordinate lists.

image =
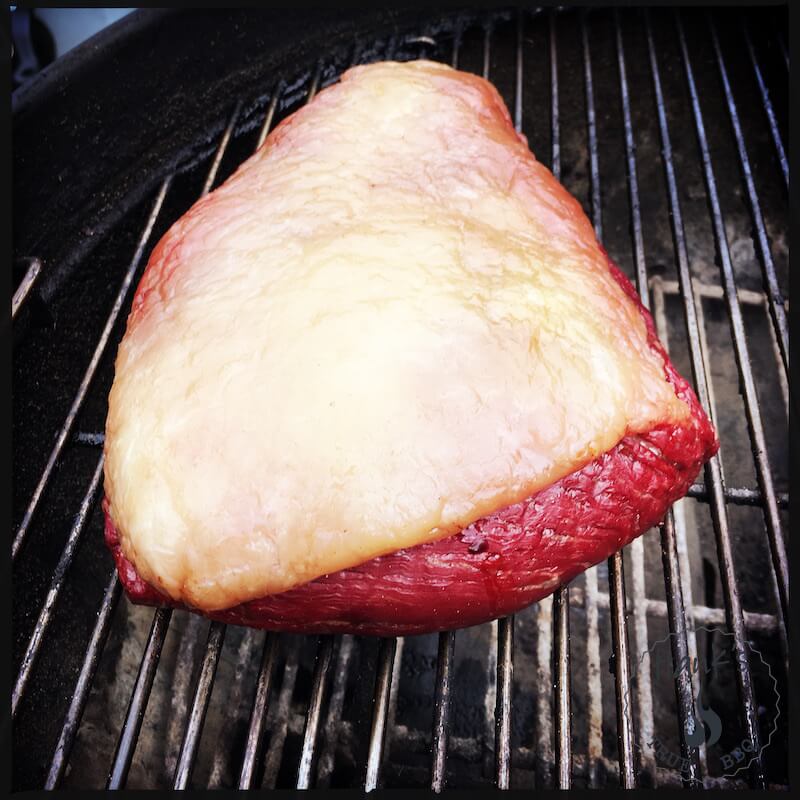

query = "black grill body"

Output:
[[12, 6, 789, 791]]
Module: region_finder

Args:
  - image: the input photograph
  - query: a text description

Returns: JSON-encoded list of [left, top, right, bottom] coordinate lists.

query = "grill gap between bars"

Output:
[[12, 7, 787, 791]]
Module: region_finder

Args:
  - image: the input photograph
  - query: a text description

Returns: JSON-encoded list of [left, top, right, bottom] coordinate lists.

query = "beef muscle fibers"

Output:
[[103, 61, 718, 635]]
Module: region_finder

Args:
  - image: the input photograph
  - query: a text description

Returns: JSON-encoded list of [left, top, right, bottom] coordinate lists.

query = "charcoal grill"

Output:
[[11, 6, 789, 791]]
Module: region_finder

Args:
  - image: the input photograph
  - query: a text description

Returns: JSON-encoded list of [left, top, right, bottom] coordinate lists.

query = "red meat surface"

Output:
[[103, 254, 717, 636]]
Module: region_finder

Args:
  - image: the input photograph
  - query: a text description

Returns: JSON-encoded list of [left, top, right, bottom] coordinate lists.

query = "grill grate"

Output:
[[12, 6, 788, 791]]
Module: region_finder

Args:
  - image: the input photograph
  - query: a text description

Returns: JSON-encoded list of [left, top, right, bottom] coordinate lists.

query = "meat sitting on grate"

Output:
[[103, 60, 717, 635]]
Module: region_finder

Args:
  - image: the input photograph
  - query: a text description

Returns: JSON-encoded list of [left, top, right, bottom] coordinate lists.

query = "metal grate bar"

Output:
[[581, 13, 603, 242], [566, 582, 780, 635], [614, 11, 700, 787], [72, 431, 105, 446], [608, 553, 637, 787], [582, 13, 636, 787], [202, 101, 241, 195], [549, 11, 560, 180], [660, 514, 703, 786], [494, 616, 514, 789], [12, 256, 42, 319], [238, 633, 278, 789], [45, 572, 122, 789], [548, 14, 573, 789], [482, 620, 499, 779], [317, 634, 355, 789], [172, 621, 227, 789], [677, 10, 788, 632], [364, 637, 398, 792], [307, 61, 323, 103], [482, 17, 492, 81], [742, 18, 788, 191], [430, 631, 456, 792], [645, 10, 766, 787], [709, 20, 788, 374], [296, 635, 335, 789], [450, 18, 463, 70], [687, 482, 788, 508], [513, 9, 523, 132], [775, 24, 789, 72], [106, 607, 173, 789], [553, 588, 571, 788], [12, 454, 104, 718], [670, 499, 711, 775], [12, 177, 170, 563], [255, 85, 281, 151]]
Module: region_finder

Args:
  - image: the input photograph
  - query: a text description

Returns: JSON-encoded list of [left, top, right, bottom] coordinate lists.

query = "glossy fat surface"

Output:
[[105, 262, 718, 635], [104, 60, 690, 612]]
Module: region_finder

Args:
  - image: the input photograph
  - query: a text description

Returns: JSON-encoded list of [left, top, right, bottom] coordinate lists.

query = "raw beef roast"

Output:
[[103, 60, 717, 635]]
